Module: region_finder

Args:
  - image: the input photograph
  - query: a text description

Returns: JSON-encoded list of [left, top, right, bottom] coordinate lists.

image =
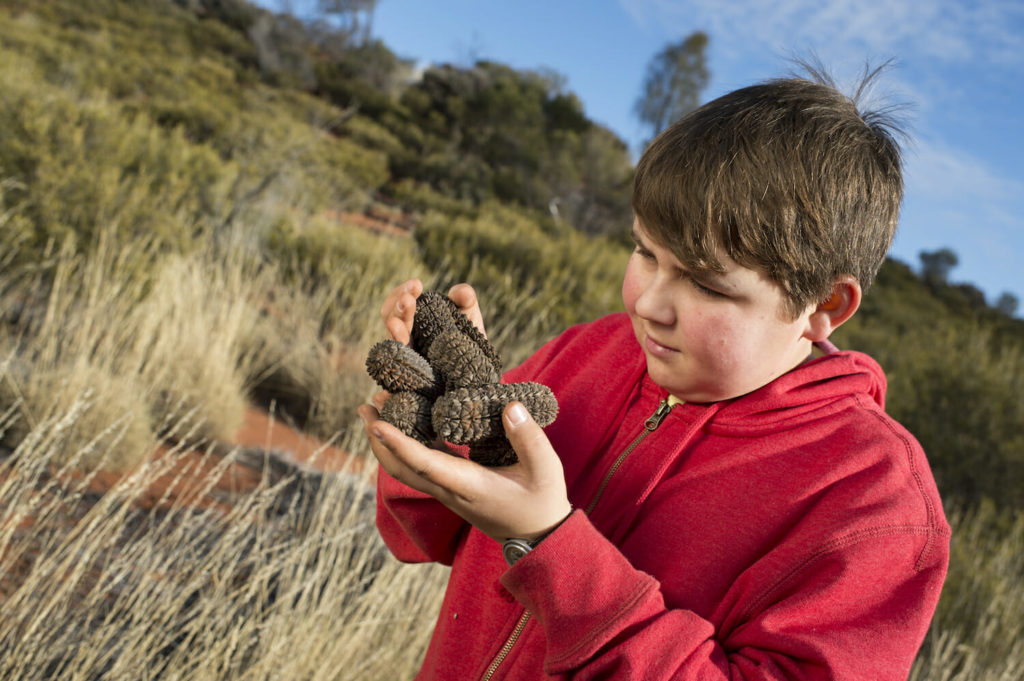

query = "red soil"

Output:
[[8, 406, 361, 515], [0, 406, 368, 598], [232, 406, 359, 474], [326, 209, 413, 238]]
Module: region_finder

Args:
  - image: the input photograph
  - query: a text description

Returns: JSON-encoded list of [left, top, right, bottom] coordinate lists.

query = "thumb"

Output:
[[448, 283, 487, 337], [503, 402, 559, 474]]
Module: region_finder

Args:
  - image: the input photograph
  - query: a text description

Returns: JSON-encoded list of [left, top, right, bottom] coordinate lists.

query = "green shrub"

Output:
[[0, 51, 236, 260], [837, 316, 1024, 510]]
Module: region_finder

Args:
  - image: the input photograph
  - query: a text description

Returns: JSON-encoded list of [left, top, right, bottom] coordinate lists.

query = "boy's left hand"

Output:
[[359, 401, 572, 544]]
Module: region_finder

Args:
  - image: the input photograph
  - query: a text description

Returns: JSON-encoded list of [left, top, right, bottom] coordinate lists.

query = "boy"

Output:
[[359, 72, 949, 680]]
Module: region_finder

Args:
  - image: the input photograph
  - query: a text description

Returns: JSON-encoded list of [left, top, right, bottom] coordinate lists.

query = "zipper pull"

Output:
[[644, 400, 673, 431]]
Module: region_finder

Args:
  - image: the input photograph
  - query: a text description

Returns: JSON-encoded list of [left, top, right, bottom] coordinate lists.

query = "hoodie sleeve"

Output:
[[375, 467, 468, 565], [501, 511, 948, 680]]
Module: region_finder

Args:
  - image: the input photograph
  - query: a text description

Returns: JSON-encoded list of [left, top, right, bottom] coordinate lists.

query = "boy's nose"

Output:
[[634, 278, 676, 327]]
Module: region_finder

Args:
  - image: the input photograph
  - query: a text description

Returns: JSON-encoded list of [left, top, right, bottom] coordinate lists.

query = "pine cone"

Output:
[[469, 437, 519, 468], [428, 328, 500, 389], [431, 383, 558, 445], [366, 339, 442, 397], [366, 291, 558, 466], [380, 391, 435, 445], [411, 292, 502, 372]]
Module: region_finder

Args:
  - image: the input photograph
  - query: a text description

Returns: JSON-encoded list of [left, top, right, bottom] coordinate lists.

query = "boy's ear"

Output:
[[804, 277, 861, 342]]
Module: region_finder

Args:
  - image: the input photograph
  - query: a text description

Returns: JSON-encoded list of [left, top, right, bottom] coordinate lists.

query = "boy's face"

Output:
[[623, 219, 817, 403]]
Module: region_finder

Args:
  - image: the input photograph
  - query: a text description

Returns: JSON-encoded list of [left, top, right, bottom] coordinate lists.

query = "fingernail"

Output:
[[396, 299, 405, 313], [506, 403, 528, 427], [371, 426, 384, 441]]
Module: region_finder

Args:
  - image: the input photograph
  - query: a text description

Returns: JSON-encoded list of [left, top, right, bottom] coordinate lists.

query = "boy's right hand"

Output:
[[380, 278, 487, 344]]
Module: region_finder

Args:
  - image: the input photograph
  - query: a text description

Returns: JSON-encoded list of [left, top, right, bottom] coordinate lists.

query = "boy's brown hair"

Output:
[[632, 66, 905, 318]]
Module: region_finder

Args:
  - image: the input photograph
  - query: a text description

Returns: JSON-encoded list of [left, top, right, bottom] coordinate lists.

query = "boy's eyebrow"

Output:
[[632, 226, 738, 291], [631, 227, 655, 252], [698, 269, 734, 290]]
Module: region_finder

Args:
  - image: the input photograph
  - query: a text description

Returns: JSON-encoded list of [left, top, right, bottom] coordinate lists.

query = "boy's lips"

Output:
[[644, 333, 680, 357]]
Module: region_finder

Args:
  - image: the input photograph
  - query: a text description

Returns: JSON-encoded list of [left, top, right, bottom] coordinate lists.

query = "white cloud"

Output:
[[905, 138, 1024, 203], [618, 0, 1024, 67]]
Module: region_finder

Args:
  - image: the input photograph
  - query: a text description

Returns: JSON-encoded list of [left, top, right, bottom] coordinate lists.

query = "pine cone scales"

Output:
[[428, 329, 500, 389], [366, 340, 441, 396], [433, 383, 558, 444], [365, 290, 558, 466], [411, 292, 503, 372], [380, 391, 435, 444]]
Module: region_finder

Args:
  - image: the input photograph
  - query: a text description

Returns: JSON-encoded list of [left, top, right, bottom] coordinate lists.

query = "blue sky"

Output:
[[268, 0, 1023, 308]]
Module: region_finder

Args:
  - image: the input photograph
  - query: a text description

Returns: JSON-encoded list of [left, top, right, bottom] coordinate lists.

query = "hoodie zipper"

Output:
[[585, 399, 672, 514], [479, 399, 673, 681], [480, 611, 531, 681]]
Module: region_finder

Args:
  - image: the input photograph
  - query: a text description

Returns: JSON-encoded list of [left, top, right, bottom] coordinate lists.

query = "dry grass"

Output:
[[911, 503, 1024, 681], [0, 226, 454, 678], [0, 400, 448, 680], [0, 223, 404, 467]]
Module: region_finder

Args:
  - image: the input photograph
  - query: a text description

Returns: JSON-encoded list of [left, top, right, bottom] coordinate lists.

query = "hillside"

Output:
[[0, 1, 1022, 679], [3, 0, 1021, 510]]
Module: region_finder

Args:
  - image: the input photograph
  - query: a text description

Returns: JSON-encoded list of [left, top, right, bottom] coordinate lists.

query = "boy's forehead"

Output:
[[633, 217, 778, 287], [632, 219, 726, 271]]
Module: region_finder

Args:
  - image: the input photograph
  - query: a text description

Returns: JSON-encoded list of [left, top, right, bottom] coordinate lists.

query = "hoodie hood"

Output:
[[698, 350, 888, 435]]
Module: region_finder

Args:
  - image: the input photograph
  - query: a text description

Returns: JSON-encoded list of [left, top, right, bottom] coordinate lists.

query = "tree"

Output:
[[995, 291, 1019, 317], [248, 12, 315, 89], [634, 31, 710, 143], [919, 247, 959, 285], [317, 0, 378, 46]]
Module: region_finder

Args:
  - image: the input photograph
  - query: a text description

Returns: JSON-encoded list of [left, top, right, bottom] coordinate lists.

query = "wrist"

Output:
[[520, 503, 577, 540], [525, 506, 574, 543], [502, 507, 574, 566]]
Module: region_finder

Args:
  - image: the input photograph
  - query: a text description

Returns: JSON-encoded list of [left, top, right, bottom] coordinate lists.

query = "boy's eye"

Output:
[[690, 278, 728, 299], [633, 245, 655, 260]]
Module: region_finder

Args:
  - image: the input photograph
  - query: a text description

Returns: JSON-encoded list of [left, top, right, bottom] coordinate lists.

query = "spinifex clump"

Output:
[[365, 292, 557, 466]]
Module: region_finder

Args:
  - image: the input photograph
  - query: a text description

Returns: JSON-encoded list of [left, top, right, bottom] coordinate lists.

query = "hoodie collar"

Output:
[[638, 350, 887, 435], [707, 351, 887, 432]]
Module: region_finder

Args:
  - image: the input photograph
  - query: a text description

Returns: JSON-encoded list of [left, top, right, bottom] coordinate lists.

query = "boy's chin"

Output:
[[646, 369, 738, 404]]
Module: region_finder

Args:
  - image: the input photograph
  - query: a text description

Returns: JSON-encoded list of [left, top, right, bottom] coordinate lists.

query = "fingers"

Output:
[[359, 403, 472, 502], [385, 316, 411, 345], [371, 390, 389, 410], [502, 402, 573, 534], [360, 399, 571, 543], [379, 280, 485, 345], [447, 283, 487, 338], [380, 278, 423, 344]]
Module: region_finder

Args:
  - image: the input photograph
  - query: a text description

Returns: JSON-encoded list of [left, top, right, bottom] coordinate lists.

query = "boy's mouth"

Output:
[[644, 334, 680, 357]]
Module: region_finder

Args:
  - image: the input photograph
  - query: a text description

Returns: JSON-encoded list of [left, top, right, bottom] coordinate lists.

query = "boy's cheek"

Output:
[[620, 262, 643, 313]]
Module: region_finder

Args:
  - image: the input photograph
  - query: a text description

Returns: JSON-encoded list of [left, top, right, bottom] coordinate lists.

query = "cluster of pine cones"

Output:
[[365, 292, 558, 467]]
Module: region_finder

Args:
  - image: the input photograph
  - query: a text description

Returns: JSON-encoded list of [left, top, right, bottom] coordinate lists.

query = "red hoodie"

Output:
[[377, 313, 949, 680]]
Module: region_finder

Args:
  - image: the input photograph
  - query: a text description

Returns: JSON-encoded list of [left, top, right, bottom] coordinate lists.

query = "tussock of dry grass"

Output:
[[910, 503, 1024, 681], [0, 224, 405, 467], [0, 401, 448, 680]]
